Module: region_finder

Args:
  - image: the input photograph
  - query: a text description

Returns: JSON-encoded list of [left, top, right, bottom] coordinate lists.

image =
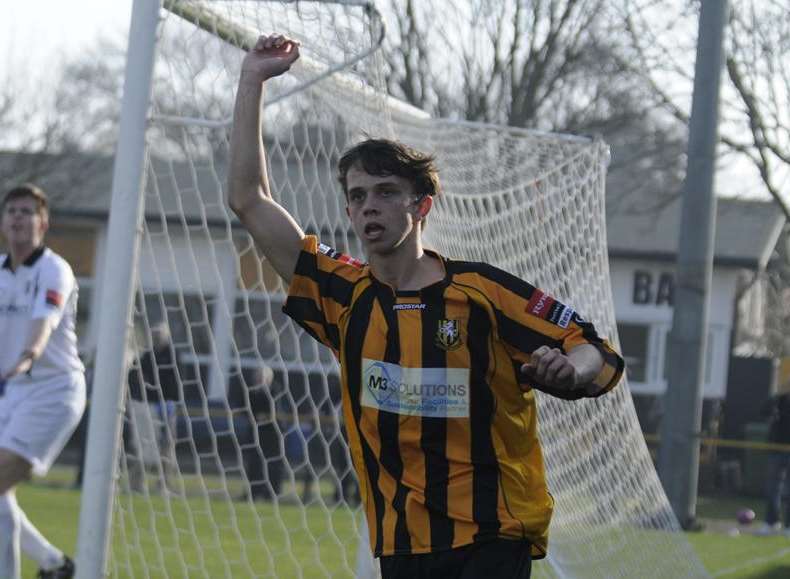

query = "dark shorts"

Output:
[[379, 538, 532, 579]]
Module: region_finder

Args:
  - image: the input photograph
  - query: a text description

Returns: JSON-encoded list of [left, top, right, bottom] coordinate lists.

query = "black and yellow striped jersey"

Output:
[[283, 235, 624, 559]]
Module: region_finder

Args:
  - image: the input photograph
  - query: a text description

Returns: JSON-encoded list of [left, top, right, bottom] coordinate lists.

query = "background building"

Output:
[[1, 150, 786, 436]]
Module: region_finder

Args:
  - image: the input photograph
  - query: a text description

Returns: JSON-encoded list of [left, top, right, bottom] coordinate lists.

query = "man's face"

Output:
[[0, 197, 48, 250], [345, 164, 422, 255]]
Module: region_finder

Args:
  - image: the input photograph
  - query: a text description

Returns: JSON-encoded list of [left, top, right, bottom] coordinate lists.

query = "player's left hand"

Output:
[[520, 345, 578, 391], [242, 34, 301, 82]]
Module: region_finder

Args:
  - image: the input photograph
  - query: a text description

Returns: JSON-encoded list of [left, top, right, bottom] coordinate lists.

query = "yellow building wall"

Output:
[[236, 238, 284, 293]]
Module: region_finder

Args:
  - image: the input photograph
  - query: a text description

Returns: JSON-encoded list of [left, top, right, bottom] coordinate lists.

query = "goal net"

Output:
[[105, 1, 709, 577]]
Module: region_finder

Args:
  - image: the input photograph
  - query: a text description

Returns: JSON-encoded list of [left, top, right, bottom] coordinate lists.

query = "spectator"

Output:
[[280, 387, 319, 504], [756, 391, 790, 536], [324, 377, 359, 506], [232, 365, 283, 501], [125, 322, 181, 493]]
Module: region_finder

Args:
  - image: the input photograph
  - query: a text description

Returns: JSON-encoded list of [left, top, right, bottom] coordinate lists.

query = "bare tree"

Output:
[[0, 27, 239, 205], [0, 38, 124, 203], [724, 1, 790, 219], [385, 0, 614, 128], [619, 0, 790, 219], [382, 0, 688, 210], [618, 0, 790, 356]]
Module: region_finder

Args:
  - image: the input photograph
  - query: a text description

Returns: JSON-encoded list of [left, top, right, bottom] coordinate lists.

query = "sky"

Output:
[[0, 0, 773, 200], [1, 0, 133, 81]]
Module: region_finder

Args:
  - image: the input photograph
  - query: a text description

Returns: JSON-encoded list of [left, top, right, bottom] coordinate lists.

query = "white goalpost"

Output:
[[77, 1, 710, 578]]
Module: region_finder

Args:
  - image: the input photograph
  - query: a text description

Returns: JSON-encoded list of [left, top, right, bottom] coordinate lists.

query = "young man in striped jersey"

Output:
[[228, 34, 624, 579], [0, 184, 85, 579]]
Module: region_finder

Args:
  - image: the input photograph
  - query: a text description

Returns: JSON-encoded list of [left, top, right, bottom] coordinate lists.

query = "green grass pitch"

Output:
[[15, 469, 790, 578]]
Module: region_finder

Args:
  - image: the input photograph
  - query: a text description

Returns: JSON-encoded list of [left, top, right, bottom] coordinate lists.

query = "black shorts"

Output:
[[379, 538, 532, 579]]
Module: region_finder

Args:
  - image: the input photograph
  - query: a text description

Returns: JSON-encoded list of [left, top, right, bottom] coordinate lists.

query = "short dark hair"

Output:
[[1, 183, 49, 217], [337, 138, 441, 199]]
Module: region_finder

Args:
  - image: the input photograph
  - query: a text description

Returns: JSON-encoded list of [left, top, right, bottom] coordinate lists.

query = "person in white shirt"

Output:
[[0, 184, 86, 579]]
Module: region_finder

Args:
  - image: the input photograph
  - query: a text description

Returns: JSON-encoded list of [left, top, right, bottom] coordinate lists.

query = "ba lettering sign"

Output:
[[632, 270, 674, 306]]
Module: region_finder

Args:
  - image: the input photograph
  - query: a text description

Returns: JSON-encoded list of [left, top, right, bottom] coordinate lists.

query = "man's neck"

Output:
[[8, 243, 40, 271], [369, 239, 444, 291]]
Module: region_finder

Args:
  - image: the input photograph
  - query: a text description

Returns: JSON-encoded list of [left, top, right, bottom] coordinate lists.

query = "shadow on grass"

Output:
[[747, 566, 790, 579]]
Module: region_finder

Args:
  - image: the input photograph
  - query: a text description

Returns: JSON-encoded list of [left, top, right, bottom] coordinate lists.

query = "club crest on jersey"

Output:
[[435, 319, 461, 351], [317, 243, 364, 268]]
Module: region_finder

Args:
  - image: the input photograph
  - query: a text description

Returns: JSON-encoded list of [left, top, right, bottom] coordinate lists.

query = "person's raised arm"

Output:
[[228, 34, 305, 284]]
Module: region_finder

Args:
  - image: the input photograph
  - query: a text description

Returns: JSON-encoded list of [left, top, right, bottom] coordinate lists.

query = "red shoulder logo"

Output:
[[318, 243, 363, 269], [526, 290, 555, 319], [526, 289, 576, 328], [45, 289, 63, 308]]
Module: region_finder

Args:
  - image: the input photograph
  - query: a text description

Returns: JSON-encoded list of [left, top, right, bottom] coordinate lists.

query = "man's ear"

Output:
[[416, 195, 432, 219]]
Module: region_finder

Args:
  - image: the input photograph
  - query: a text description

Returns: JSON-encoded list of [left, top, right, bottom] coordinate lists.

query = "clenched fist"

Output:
[[241, 34, 300, 82], [520, 345, 578, 391], [520, 343, 605, 398]]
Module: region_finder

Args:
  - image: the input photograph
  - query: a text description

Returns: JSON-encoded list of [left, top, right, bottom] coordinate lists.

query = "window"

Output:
[[616, 323, 650, 383]]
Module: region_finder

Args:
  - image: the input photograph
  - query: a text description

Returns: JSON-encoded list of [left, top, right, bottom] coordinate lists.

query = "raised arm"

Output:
[[228, 34, 305, 284]]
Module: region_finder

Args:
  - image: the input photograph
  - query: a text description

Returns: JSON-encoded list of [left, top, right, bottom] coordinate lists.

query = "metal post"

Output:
[[658, 0, 729, 528], [207, 243, 236, 400], [75, 1, 162, 577]]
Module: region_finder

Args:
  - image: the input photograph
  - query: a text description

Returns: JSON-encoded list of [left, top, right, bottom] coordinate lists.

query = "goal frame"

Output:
[[75, 1, 162, 578]]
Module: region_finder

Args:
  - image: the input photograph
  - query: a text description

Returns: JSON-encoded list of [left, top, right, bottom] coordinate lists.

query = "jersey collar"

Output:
[[368, 249, 451, 298], [1, 245, 46, 270]]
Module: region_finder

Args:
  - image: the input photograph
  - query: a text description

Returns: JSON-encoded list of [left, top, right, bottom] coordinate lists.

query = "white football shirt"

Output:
[[0, 246, 85, 384]]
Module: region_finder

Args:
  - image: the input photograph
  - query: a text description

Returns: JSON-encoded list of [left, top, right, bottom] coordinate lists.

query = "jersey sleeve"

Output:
[[282, 235, 363, 355], [31, 256, 76, 329], [474, 264, 624, 400]]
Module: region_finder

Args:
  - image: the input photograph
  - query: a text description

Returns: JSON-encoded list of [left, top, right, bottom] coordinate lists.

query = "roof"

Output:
[[606, 191, 785, 269]]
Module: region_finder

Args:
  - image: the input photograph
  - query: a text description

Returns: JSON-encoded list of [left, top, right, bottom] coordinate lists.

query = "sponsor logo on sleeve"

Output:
[[45, 289, 63, 308], [317, 243, 364, 268], [556, 306, 575, 329], [526, 290, 555, 319], [526, 289, 576, 328], [527, 289, 555, 320]]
